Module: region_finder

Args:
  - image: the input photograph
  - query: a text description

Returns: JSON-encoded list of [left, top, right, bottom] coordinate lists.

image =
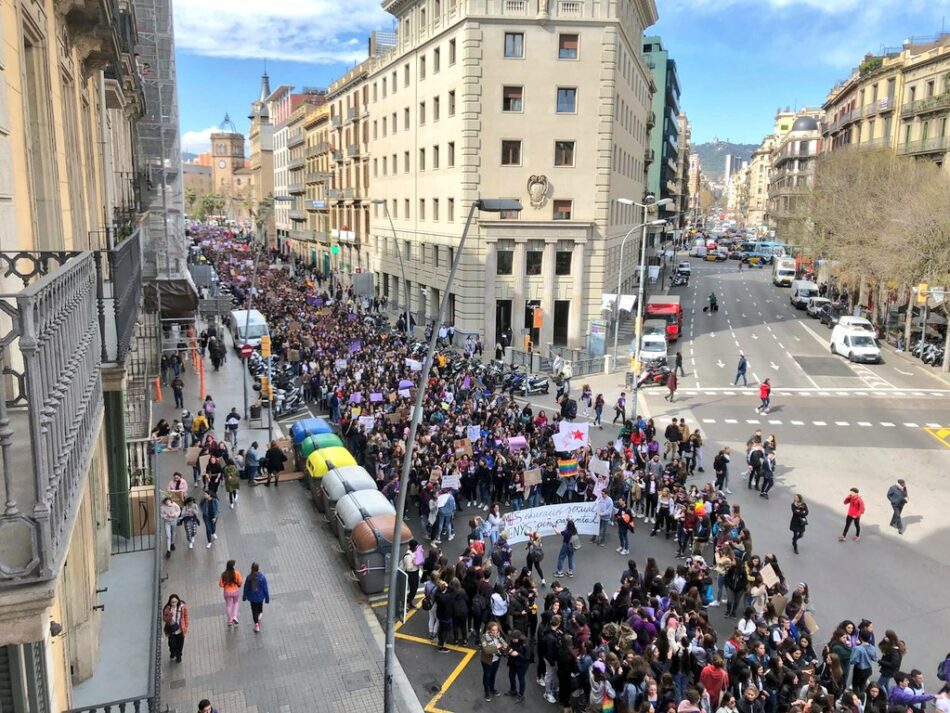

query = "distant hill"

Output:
[[182, 151, 199, 162], [693, 141, 758, 181]]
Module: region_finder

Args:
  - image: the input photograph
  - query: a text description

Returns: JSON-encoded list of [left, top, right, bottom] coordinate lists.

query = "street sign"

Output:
[[239, 344, 253, 359]]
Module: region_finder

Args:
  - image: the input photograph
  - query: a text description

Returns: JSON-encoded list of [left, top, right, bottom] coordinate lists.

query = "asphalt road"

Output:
[[372, 259, 950, 713]]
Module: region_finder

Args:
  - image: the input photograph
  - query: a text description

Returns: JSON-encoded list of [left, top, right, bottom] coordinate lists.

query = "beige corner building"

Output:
[[821, 34, 950, 173], [363, 0, 659, 350]]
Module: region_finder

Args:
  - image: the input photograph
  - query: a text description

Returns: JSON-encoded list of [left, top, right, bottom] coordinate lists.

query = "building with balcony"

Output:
[[266, 84, 296, 251], [0, 2, 156, 711], [745, 134, 776, 228], [294, 105, 332, 264], [366, 0, 659, 349], [768, 114, 823, 229], [643, 36, 681, 236], [821, 33, 949, 172], [674, 113, 691, 229]]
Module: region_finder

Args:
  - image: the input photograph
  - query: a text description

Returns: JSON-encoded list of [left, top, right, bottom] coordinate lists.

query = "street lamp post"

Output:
[[371, 199, 411, 337], [382, 198, 523, 713]]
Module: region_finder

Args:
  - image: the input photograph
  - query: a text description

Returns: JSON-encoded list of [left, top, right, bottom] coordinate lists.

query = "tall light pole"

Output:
[[382, 198, 523, 713], [371, 199, 411, 337], [613, 197, 671, 364]]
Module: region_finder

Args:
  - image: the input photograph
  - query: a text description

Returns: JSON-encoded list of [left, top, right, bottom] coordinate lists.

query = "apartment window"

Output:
[[392, 70, 397, 92], [434, 48, 441, 73], [553, 199, 573, 220], [419, 148, 426, 171], [373, 82, 378, 101], [526, 251, 543, 276], [501, 140, 522, 166], [420, 56, 426, 80], [446, 90, 455, 117], [420, 8, 426, 25], [555, 251, 572, 275], [499, 210, 520, 220], [404, 64, 410, 87], [557, 87, 577, 113], [433, 245, 440, 267], [404, 239, 411, 260], [404, 107, 410, 129], [382, 77, 387, 97], [433, 145, 440, 169], [404, 199, 410, 218], [554, 140, 575, 167], [382, 117, 387, 136], [404, 151, 410, 173], [24, 36, 59, 248], [392, 153, 397, 172], [448, 141, 456, 166], [926, 80, 935, 98], [503, 86, 523, 112], [419, 199, 426, 220], [504, 32, 524, 58], [497, 251, 514, 274], [449, 38, 456, 65], [433, 198, 440, 221], [558, 34, 579, 59], [392, 198, 398, 218], [433, 96, 440, 121], [419, 101, 426, 125], [448, 197, 455, 221], [373, 120, 378, 139]]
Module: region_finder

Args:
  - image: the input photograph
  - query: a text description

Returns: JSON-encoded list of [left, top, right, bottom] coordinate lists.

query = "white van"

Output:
[[229, 309, 269, 348], [837, 315, 878, 339], [772, 257, 797, 286], [789, 280, 819, 309], [830, 326, 881, 363], [639, 333, 669, 364]]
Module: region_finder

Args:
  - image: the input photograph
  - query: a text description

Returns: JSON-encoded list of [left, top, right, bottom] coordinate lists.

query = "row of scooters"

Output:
[[246, 351, 308, 418]]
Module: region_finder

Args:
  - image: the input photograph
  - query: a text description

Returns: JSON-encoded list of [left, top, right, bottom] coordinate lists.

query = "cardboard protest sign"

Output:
[[523, 467, 542, 487], [441, 473, 461, 490], [185, 446, 201, 466], [453, 438, 473, 457], [761, 563, 780, 589]]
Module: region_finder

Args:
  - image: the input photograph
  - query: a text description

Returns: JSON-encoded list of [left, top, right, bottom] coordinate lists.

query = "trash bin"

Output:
[[290, 417, 332, 444], [297, 432, 345, 471], [305, 446, 356, 482], [313, 464, 376, 519], [334, 490, 395, 553], [350, 515, 413, 595], [249, 404, 262, 420]]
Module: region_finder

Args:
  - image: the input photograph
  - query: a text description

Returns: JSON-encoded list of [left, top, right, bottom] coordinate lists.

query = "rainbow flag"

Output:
[[558, 458, 579, 478]]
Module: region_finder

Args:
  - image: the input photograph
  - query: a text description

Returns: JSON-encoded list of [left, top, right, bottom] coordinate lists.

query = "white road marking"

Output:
[[790, 420, 804, 425], [751, 333, 759, 340], [746, 419, 760, 424], [926, 422, 941, 428], [766, 325, 772, 332], [777, 342, 785, 349], [903, 422, 919, 428], [819, 392, 831, 397], [702, 418, 716, 424], [723, 391, 736, 395], [768, 419, 782, 425], [724, 418, 738, 424], [880, 422, 896, 427], [734, 340, 740, 347], [752, 372, 760, 382], [894, 367, 914, 376], [770, 362, 780, 370], [716, 360, 724, 368], [835, 421, 850, 426], [857, 421, 872, 427], [813, 420, 827, 426]]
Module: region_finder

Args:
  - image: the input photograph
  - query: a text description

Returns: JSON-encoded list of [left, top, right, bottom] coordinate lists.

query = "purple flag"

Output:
[[462, 375, 471, 390], [349, 340, 362, 354], [369, 392, 383, 402]]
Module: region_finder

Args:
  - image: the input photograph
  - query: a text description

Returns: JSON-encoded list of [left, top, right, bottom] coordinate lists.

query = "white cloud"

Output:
[[180, 125, 219, 154], [174, 0, 391, 64]]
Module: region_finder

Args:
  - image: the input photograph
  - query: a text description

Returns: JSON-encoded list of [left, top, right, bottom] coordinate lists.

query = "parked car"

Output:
[[676, 261, 692, 275], [689, 245, 708, 258], [837, 315, 878, 339], [790, 280, 819, 309], [830, 326, 882, 363], [806, 296, 832, 318]]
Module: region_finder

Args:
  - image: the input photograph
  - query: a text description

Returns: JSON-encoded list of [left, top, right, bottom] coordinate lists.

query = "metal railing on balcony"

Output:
[[289, 209, 307, 221], [897, 135, 950, 155], [331, 115, 342, 127], [504, 0, 527, 13], [287, 129, 305, 148], [878, 96, 895, 113], [288, 182, 306, 195], [901, 92, 950, 117], [332, 150, 343, 162], [307, 171, 330, 183], [644, 148, 655, 163], [327, 189, 344, 200], [0, 253, 103, 587], [347, 106, 358, 120], [646, 110, 656, 128], [347, 144, 360, 157], [343, 187, 356, 200], [287, 157, 306, 171]]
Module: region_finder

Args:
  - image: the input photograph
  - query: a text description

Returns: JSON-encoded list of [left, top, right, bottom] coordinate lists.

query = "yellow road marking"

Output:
[[370, 592, 424, 608], [423, 647, 477, 713], [924, 427, 950, 449]]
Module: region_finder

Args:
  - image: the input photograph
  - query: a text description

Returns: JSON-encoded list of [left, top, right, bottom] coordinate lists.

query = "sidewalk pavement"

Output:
[[154, 329, 422, 713], [880, 340, 950, 388]]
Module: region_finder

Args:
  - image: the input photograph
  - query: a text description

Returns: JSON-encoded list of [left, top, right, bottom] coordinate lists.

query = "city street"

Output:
[[377, 258, 950, 713]]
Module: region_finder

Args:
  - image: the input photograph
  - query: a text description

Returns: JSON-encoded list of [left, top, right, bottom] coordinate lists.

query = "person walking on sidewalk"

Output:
[[612, 392, 627, 424], [172, 374, 185, 409], [245, 441, 261, 481], [886, 479, 908, 535], [162, 593, 189, 663], [224, 460, 240, 509], [593, 393, 605, 429], [789, 494, 809, 554], [160, 354, 170, 385], [242, 562, 270, 633], [180, 496, 201, 549], [219, 559, 243, 626], [180, 409, 194, 449], [160, 496, 181, 559], [203, 395, 217, 429], [734, 353, 748, 387], [839, 487, 865, 542], [264, 439, 288, 487], [224, 407, 240, 448], [200, 490, 220, 548], [665, 370, 678, 402], [197, 699, 219, 713]]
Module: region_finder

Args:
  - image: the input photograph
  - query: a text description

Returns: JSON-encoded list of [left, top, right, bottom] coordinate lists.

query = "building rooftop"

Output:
[[790, 116, 819, 133]]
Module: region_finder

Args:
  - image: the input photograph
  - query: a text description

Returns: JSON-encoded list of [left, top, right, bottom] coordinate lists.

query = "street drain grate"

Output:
[[793, 356, 856, 377]]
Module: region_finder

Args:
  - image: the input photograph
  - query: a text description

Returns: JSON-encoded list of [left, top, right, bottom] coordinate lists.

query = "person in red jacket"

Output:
[[756, 379, 772, 414], [699, 656, 731, 708], [840, 487, 866, 542]]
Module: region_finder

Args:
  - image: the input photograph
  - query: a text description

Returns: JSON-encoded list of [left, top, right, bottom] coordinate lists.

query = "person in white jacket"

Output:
[[160, 496, 181, 559]]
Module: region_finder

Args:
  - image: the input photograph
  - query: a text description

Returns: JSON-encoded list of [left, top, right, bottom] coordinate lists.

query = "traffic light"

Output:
[[260, 335, 272, 357], [259, 376, 272, 401]]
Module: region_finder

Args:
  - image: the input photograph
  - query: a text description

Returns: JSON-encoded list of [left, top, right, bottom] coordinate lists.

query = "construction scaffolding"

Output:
[[133, 0, 197, 314]]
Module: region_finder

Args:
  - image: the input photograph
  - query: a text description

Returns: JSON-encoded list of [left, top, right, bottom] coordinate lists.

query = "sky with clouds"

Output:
[[175, 0, 948, 153]]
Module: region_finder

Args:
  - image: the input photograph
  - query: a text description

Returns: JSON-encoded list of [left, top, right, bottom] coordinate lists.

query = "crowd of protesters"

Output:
[[182, 225, 949, 713]]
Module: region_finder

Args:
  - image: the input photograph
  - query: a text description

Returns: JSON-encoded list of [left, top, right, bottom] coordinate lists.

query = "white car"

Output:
[[831, 326, 881, 363], [837, 315, 878, 338], [806, 297, 831, 318], [676, 261, 692, 275], [639, 333, 669, 364]]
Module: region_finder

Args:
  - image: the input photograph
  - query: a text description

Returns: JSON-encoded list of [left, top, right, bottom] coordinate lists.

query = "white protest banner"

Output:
[[398, 388, 411, 398], [358, 416, 376, 431], [334, 359, 348, 372], [552, 431, 573, 452], [500, 502, 599, 544], [466, 425, 481, 443], [405, 358, 422, 372], [558, 421, 589, 450], [589, 457, 610, 478], [441, 473, 462, 490]]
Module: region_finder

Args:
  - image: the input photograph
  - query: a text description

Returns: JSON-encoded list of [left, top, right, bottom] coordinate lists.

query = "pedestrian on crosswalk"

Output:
[[734, 353, 748, 386], [840, 487, 865, 542], [886, 479, 908, 535], [756, 379, 772, 414], [665, 371, 678, 402]]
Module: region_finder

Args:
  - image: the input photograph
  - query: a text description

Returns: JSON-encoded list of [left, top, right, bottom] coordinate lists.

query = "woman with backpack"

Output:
[[525, 531, 545, 586], [241, 562, 270, 633]]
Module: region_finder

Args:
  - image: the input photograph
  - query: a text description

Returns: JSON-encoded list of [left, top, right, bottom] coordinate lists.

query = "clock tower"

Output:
[[210, 113, 246, 195]]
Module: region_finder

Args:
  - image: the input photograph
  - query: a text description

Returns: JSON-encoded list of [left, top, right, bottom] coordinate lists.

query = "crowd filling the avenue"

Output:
[[155, 225, 950, 713]]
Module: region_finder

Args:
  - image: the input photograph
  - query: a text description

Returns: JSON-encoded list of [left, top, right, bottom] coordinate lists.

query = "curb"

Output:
[[359, 601, 426, 713]]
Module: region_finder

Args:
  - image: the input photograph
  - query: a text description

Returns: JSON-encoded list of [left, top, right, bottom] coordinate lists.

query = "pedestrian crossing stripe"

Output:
[[663, 388, 950, 397], [687, 419, 948, 430]]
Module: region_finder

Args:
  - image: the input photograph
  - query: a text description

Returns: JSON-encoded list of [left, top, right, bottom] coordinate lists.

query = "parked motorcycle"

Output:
[[637, 363, 671, 388]]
